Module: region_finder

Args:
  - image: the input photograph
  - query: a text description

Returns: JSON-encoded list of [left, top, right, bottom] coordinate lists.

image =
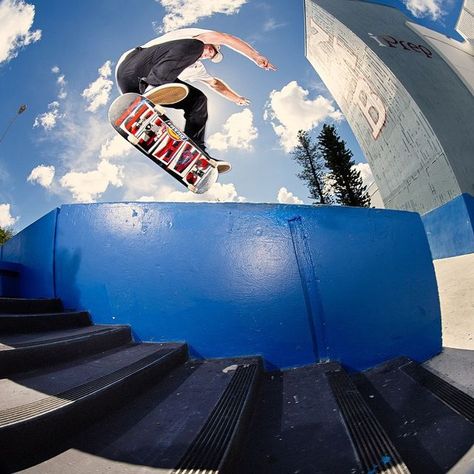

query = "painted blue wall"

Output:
[[0, 261, 22, 297], [422, 193, 474, 259], [49, 202, 441, 371], [1, 209, 58, 298]]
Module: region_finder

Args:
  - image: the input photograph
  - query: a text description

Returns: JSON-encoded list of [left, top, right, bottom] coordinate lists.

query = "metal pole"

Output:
[[0, 105, 27, 144]]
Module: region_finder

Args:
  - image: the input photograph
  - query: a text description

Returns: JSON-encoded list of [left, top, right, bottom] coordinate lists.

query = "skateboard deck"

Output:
[[108, 92, 219, 194]]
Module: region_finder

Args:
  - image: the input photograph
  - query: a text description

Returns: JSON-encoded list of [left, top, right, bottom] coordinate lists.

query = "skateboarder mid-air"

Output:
[[115, 28, 276, 173]]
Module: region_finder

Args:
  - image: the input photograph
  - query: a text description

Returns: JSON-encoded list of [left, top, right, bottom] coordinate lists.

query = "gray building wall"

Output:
[[305, 0, 474, 214]]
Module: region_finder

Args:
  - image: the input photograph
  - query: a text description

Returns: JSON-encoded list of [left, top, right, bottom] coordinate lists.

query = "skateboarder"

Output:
[[115, 28, 276, 173]]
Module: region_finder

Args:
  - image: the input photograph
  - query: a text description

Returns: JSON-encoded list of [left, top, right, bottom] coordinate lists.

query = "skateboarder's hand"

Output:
[[255, 54, 276, 71], [236, 96, 250, 106]]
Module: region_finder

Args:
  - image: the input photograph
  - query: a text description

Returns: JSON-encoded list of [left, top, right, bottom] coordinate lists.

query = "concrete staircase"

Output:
[[0, 297, 260, 473], [0, 296, 473, 473]]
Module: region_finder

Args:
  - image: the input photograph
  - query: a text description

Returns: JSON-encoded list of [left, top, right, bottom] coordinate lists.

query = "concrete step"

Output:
[[353, 357, 474, 473], [15, 357, 261, 473], [0, 311, 92, 333], [0, 342, 188, 472], [0, 325, 132, 376], [237, 362, 369, 473], [0, 297, 63, 314]]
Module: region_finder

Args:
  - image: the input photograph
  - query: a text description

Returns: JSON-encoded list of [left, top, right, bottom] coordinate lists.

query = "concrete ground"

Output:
[[424, 252, 474, 396]]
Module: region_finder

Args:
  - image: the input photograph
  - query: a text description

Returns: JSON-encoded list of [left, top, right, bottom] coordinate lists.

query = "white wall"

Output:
[[408, 21, 474, 95]]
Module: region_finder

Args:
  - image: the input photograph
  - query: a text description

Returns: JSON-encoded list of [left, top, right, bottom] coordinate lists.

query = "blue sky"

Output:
[[0, 0, 465, 230]]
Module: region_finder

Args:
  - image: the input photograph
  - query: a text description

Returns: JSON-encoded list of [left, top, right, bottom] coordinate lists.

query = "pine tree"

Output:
[[317, 124, 371, 207], [0, 227, 14, 245], [291, 130, 332, 204]]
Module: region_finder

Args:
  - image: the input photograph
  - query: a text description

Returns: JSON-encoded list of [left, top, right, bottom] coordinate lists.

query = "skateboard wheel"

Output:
[[128, 135, 139, 145], [198, 159, 210, 170], [186, 172, 198, 185]]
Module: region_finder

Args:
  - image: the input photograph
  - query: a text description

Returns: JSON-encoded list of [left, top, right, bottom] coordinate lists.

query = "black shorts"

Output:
[[117, 39, 204, 94]]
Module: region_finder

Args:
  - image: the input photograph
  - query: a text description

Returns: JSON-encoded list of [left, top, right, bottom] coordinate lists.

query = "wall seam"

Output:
[[288, 216, 329, 361], [52, 207, 60, 298]]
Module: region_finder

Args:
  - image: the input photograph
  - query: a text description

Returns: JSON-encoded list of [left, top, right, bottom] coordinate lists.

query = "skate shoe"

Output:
[[209, 158, 232, 174]]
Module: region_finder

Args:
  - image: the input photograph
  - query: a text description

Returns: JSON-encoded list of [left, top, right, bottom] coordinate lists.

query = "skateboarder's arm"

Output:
[[203, 77, 250, 106], [195, 31, 276, 71]]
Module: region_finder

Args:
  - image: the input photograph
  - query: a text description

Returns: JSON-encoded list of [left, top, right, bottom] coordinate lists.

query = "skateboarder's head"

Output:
[[201, 43, 223, 63]]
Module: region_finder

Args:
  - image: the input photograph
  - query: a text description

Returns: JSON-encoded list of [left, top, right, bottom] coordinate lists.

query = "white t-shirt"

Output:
[[115, 28, 214, 90]]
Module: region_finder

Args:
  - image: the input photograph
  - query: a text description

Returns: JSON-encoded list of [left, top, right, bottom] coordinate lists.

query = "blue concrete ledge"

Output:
[[0, 261, 22, 273], [422, 193, 474, 259], [0, 261, 23, 297], [1, 209, 58, 298], [2, 202, 441, 371]]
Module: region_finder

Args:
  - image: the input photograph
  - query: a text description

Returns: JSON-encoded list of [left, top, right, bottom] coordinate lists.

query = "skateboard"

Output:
[[108, 88, 220, 194]]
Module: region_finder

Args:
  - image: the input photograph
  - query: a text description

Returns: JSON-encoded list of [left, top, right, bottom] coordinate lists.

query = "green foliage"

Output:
[[291, 130, 333, 205], [0, 226, 14, 245], [317, 124, 371, 208]]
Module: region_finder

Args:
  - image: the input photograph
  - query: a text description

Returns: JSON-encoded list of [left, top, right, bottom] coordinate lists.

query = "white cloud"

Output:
[[33, 67, 69, 130], [59, 160, 124, 202], [0, 0, 41, 65], [27, 165, 55, 188], [207, 108, 258, 152], [264, 81, 343, 152], [156, 0, 247, 32], [50, 110, 116, 171], [82, 60, 114, 112], [354, 162, 374, 189], [131, 179, 245, 203], [323, 174, 337, 200], [98, 61, 112, 77], [33, 101, 64, 131], [99, 134, 133, 160], [263, 18, 285, 32], [30, 83, 130, 203], [321, 163, 374, 204], [277, 187, 303, 205], [404, 0, 444, 19], [122, 164, 245, 204], [56, 74, 67, 99], [0, 203, 18, 227], [122, 164, 165, 201]]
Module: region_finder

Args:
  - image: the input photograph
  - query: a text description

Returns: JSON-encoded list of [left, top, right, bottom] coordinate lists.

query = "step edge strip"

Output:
[[401, 362, 474, 423], [173, 363, 259, 472], [0, 326, 130, 349], [0, 345, 185, 427], [328, 370, 410, 474]]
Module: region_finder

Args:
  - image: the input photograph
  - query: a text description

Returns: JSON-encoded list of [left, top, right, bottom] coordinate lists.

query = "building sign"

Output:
[[368, 34, 433, 58]]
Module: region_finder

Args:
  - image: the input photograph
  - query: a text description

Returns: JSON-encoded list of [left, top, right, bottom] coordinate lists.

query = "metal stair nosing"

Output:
[[0, 325, 133, 377], [0, 311, 92, 332], [173, 361, 262, 474], [0, 343, 188, 468], [352, 357, 474, 474], [327, 368, 410, 474], [401, 360, 474, 423]]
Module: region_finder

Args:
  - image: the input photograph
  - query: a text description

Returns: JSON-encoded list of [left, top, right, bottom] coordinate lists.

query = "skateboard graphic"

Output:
[[108, 89, 220, 194]]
